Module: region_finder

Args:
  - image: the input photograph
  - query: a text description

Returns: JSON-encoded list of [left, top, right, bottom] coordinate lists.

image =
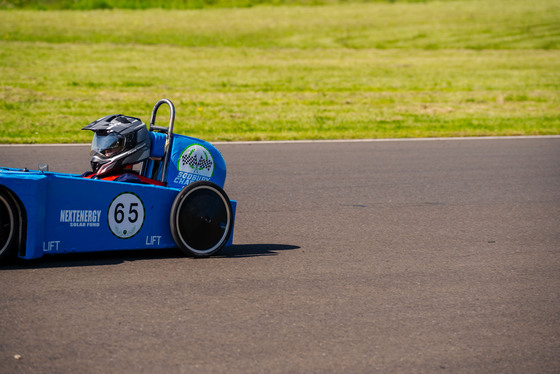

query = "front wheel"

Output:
[[170, 181, 233, 257]]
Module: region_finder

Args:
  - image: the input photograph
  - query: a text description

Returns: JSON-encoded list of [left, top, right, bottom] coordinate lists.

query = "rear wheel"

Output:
[[170, 181, 232, 257], [0, 189, 17, 261]]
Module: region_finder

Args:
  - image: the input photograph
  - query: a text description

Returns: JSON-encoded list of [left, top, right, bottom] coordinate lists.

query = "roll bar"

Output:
[[141, 99, 175, 183]]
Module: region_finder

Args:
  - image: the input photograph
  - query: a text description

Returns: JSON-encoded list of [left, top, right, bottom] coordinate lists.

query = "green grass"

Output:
[[1, 0, 462, 10], [0, 0, 559, 143]]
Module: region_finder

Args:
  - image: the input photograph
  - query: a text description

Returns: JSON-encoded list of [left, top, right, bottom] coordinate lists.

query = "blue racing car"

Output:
[[0, 99, 236, 262]]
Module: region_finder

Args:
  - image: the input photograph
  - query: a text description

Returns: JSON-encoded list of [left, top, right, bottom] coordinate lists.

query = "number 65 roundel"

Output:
[[107, 192, 145, 239]]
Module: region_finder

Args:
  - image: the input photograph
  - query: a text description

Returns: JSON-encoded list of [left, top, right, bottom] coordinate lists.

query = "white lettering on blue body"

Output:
[[146, 236, 162, 246], [59, 209, 102, 227], [43, 241, 60, 252], [173, 172, 210, 185], [146, 235, 161, 245]]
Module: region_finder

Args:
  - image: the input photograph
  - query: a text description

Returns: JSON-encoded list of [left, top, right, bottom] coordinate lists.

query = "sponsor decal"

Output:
[[174, 144, 215, 185], [107, 192, 145, 239], [60, 209, 102, 228], [146, 235, 162, 246], [173, 171, 210, 185], [43, 241, 61, 252]]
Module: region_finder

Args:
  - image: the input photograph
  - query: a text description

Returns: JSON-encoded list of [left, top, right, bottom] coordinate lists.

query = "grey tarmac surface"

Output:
[[0, 137, 559, 373]]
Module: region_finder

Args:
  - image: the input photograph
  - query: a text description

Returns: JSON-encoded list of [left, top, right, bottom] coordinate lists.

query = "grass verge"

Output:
[[0, 0, 559, 143]]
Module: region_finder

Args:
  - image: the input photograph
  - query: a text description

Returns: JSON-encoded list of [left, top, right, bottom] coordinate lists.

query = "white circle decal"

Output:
[[178, 144, 215, 178], [107, 193, 145, 239]]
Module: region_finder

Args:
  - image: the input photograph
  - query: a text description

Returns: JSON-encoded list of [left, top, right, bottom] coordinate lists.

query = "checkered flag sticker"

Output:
[[178, 144, 215, 177], [182, 152, 213, 171]]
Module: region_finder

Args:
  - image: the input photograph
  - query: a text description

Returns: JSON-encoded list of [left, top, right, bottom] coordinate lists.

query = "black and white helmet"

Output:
[[82, 114, 151, 176]]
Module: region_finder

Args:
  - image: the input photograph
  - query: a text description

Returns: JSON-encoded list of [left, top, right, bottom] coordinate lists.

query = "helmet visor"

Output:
[[91, 132, 125, 158]]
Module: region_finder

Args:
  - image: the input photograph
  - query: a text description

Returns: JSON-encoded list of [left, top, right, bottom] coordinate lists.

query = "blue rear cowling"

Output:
[[143, 133, 227, 189]]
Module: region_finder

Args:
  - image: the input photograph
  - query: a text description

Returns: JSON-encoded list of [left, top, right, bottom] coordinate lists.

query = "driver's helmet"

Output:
[[82, 114, 151, 176]]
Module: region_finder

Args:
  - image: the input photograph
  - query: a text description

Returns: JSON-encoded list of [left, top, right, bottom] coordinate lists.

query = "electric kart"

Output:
[[0, 99, 236, 262]]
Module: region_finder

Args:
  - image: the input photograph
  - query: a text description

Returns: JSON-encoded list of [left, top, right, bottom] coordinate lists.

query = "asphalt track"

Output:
[[0, 137, 559, 373]]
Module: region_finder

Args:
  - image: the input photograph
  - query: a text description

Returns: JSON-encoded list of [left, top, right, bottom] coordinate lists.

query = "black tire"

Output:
[[170, 181, 233, 257], [0, 188, 18, 261]]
